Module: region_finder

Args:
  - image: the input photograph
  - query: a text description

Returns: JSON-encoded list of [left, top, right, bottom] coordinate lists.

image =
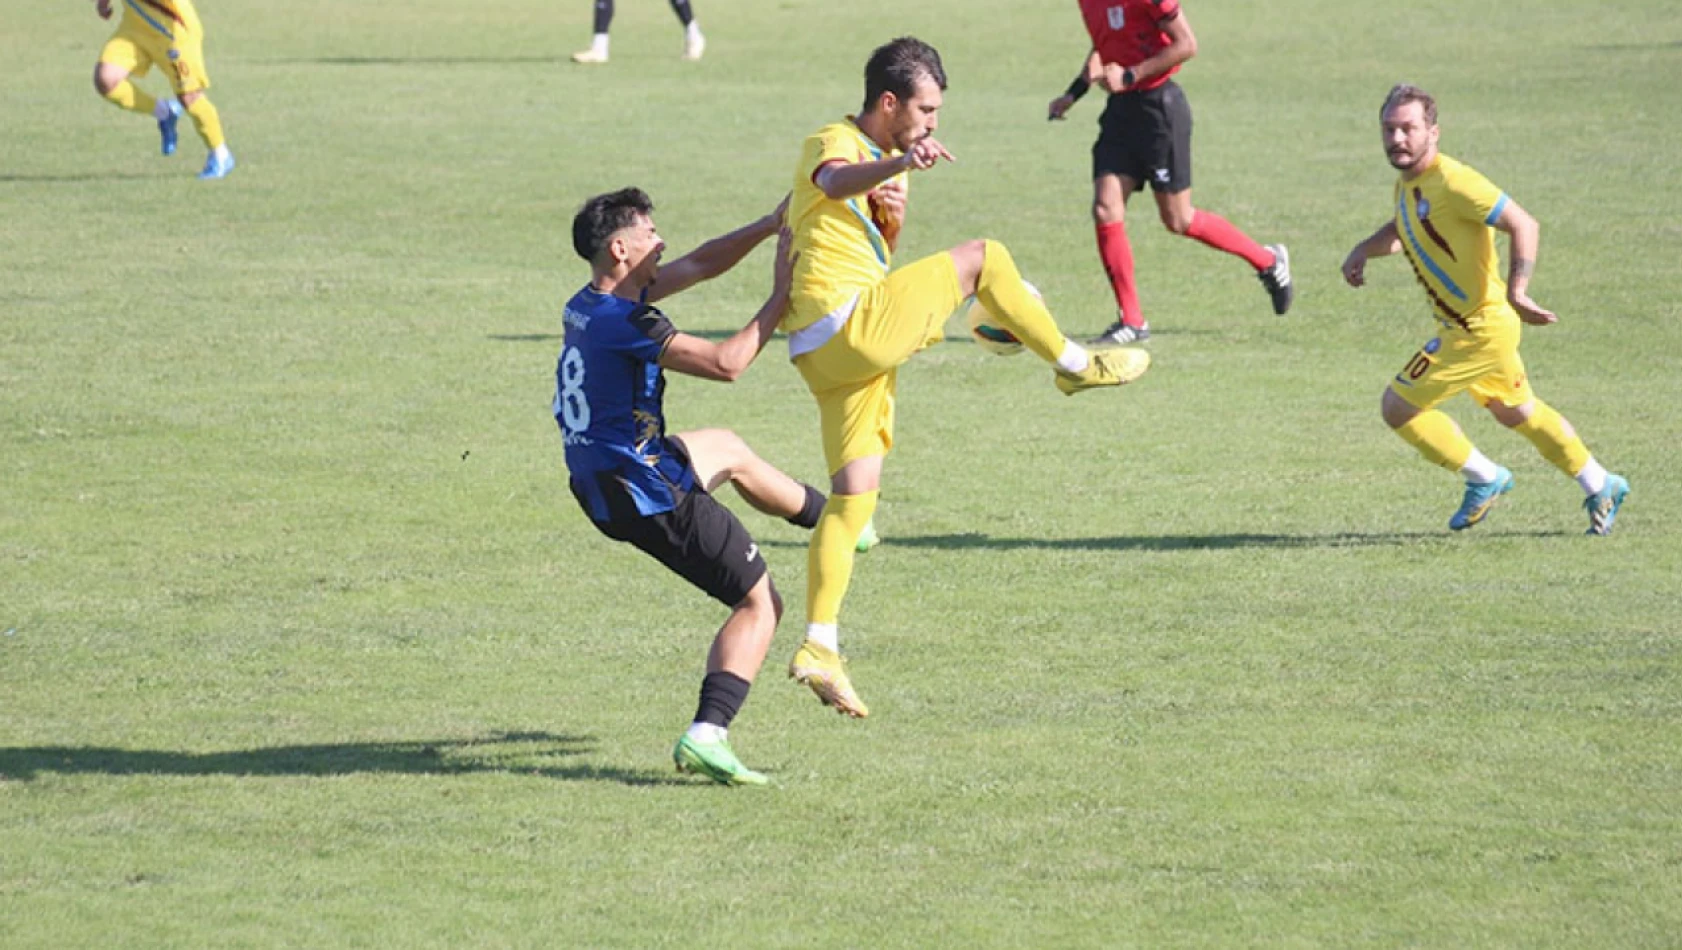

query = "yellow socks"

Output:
[[806, 490, 879, 625], [102, 80, 157, 116], [1513, 400, 1590, 476], [184, 96, 226, 150], [1395, 410, 1474, 472], [974, 240, 1068, 364]]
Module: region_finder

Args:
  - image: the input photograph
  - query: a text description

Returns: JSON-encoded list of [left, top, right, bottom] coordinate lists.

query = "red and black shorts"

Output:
[[1092, 80, 1194, 194]]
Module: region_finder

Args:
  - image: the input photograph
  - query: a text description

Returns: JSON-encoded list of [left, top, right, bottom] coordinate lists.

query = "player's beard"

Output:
[[894, 116, 928, 154], [1387, 146, 1421, 171]]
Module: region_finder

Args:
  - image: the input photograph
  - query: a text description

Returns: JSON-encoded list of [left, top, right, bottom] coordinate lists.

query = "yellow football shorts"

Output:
[[100, 13, 210, 95], [1389, 319, 1533, 411], [794, 251, 964, 474]]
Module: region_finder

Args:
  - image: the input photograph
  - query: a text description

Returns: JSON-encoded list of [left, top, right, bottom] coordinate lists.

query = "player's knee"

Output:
[[718, 430, 757, 474], [93, 65, 120, 97], [1381, 389, 1415, 429], [740, 575, 780, 621], [1159, 208, 1194, 235], [949, 239, 988, 288], [1091, 199, 1125, 224], [684, 427, 754, 481], [179, 90, 203, 107], [1488, 399, 1533, 428]]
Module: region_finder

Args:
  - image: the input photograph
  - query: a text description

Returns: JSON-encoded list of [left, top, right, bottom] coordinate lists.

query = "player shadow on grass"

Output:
[[0, 172, 173, 184], [0, 731, 686, 787], [767, 529, 1570, 551], [306, 56, 570, 66], [1585, 40, 1682, 50]]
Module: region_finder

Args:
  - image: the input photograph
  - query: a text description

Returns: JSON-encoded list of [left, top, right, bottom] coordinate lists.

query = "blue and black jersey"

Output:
[[554, 286, 696, 522]]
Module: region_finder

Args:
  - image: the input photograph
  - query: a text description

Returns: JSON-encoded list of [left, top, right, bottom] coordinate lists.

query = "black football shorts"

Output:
[[1092, 79, 1194, 193]]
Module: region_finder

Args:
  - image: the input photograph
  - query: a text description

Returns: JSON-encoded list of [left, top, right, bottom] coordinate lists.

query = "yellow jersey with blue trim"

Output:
[[784, 119, 908, 334], [121, 0, 202, 37], [1393, 153, 1517, 337]]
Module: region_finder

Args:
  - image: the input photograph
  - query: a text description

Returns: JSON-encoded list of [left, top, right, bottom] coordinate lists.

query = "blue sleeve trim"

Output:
[[1484, 193, 1509, 226]]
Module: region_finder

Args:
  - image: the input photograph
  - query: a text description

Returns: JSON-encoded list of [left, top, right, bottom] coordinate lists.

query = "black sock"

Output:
[[592, 0, 614, 34], [669, 0, 694, 27], [786, 484, 826, 529], [693, 671, 750, 728]]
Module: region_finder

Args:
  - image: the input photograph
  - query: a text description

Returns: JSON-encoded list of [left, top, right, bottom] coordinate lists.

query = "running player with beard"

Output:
[[92, 0, 233, 179], [1341, 84, 1629, 534]]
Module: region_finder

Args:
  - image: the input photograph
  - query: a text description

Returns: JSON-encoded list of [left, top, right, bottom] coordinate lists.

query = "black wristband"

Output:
[[1064, 76, 1089, 102], [1122, 67, 1137, 89]]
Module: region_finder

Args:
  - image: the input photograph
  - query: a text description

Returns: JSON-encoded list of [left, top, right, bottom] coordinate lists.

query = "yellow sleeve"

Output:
[[1448, 164, 1509, 227], [797, 125, 866, 188]]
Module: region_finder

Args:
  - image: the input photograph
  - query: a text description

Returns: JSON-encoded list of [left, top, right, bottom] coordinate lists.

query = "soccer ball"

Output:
[[964, 281, 1041, 357]]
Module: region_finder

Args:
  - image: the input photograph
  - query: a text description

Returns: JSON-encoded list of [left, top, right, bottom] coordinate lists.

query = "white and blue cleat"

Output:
[[1583, 473, 1630, 536], [198, 147, 235, 180], [158, 99, 182, 156], [1449, 466, 1514, 531]]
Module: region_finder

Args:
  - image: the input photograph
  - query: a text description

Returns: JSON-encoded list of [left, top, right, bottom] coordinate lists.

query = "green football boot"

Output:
[[673, 734, 768, 787]]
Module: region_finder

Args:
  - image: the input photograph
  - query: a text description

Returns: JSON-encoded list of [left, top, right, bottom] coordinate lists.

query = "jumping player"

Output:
[[783, 37, 1150, 720]]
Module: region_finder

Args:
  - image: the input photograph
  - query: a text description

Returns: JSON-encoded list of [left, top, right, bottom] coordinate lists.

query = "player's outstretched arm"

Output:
[[646, 195, 789, 304], [1342, 221, 1402, 288], [814, 139, 953, 201], [658, 230, 797, 382], [814, 157, 905, 201], [1491, 199, 1557, 325]]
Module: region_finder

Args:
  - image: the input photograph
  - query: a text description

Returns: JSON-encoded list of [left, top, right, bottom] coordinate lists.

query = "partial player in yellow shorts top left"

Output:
[[92, 0, 234, 179]]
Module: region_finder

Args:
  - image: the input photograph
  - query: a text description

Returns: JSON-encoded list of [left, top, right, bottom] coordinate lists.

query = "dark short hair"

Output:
[[1381, 83, 1438, 126], [572, 187, 654, 262], [862, 37, 947, 114]]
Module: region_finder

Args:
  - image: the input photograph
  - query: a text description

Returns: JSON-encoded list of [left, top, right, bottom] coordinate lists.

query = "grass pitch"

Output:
[[4, 1, 1681, 947]]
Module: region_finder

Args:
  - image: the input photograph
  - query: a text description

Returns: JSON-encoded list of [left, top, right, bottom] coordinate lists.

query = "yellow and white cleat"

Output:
[[788, 640, 869, 718], [1054, 345, 1150, 395]]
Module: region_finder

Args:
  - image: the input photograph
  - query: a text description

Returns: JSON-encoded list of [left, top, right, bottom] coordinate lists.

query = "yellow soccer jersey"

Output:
[[785, 119, 907, 333], [121, 0, 202, 35], [1393, 153, 1517, 336]]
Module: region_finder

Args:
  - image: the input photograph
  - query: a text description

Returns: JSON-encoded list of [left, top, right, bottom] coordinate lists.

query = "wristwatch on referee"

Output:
[[1122, 67, 1137, 89]]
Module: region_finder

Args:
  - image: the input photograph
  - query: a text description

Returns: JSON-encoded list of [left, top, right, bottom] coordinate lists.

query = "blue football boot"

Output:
[[1583, 473, 1630, 536], [198, 147, 235, 180], [1449, 466, 1514, 531], [158, 99, 182, 156]]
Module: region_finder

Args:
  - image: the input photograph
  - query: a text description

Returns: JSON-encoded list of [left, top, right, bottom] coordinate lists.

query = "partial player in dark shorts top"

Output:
[[1092, 80, 1193, 193]]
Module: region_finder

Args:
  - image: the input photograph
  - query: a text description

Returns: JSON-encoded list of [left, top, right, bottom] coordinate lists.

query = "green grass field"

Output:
[[5, 1, 1681, 946]]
